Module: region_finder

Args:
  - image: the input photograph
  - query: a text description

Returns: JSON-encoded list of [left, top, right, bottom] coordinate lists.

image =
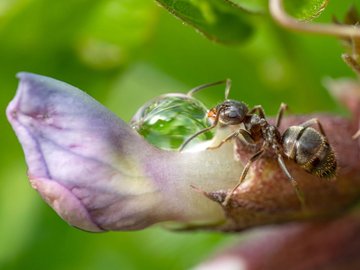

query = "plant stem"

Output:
[[269, 0, 360, 38]]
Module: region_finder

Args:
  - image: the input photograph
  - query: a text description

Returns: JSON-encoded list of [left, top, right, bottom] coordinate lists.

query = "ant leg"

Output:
[[207, 131, 238, 150], [207, 129, 254, 150], [277, 155, 306, 208], [222, 149, 264, 206], [179, 124, 217, 151], [238, 129, 255, 144], [186, 79, 231, 97], [179, 105, 225, 151], [275, 103, 288, 128], [249, 105, 266, 118], [299, 118, 327, 137]]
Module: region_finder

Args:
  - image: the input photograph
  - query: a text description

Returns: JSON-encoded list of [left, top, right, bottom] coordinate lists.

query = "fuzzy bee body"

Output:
[[282, 126, 337, 178]]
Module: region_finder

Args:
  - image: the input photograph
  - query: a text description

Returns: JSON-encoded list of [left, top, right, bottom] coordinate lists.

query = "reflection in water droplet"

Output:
[[131, 93, 213, 150]]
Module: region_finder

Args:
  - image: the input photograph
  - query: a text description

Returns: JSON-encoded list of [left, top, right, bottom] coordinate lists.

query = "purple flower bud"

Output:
[[6, 73, 243, 232]]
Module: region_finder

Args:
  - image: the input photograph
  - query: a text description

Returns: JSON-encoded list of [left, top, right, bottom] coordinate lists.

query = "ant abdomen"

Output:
[[282, 126, 337, 178]]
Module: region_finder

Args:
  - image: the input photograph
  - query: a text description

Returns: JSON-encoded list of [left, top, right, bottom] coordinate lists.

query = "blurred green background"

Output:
[[0, 0, 358, 269]]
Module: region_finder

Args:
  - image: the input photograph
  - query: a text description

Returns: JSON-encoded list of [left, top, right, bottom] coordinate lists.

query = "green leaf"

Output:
[[227, 0, 267, 13], [156, 0, 253, 44], [76, 0, 157, 69], [227, 0, 328, 20], [284, 0, 328, 21]]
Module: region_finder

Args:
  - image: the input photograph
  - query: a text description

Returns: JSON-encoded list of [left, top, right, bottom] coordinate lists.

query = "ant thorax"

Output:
[[244, 114, 266, 143], [245, 114, 282, 151], [264, 125, 283, 152]]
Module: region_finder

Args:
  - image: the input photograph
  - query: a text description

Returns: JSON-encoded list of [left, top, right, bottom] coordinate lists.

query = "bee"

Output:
[[180, 79, 337, 207]]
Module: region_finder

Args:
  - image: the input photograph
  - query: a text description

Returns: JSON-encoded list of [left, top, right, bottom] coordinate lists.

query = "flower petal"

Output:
[[7, 73, 243, 231]]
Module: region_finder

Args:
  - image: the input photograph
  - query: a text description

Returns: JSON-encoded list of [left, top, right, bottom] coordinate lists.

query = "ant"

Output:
[[180, 79, 337, 207]]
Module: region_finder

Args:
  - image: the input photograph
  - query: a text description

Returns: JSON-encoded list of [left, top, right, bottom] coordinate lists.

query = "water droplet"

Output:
[[131, 93, 213, 150]]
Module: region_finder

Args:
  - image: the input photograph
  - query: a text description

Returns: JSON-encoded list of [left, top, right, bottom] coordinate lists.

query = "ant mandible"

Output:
[[180, 79, 337, 207]]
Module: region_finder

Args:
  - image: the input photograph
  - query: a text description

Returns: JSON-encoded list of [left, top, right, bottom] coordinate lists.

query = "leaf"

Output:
[[227, 0, 267, 13], [284, 0, 328, 21], [156, 0, 253, 44], [76, 0, 157, 69], [228, 0, 328, 20]]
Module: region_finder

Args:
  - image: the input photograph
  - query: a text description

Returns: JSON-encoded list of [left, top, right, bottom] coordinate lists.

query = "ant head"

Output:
[[208, 100, 248, 125]]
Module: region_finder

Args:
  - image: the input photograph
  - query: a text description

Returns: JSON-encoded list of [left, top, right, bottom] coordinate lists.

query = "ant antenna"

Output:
[[187, 79, 232, 99], [224, 79, 231, 99], [179, 105, 225, 151]]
